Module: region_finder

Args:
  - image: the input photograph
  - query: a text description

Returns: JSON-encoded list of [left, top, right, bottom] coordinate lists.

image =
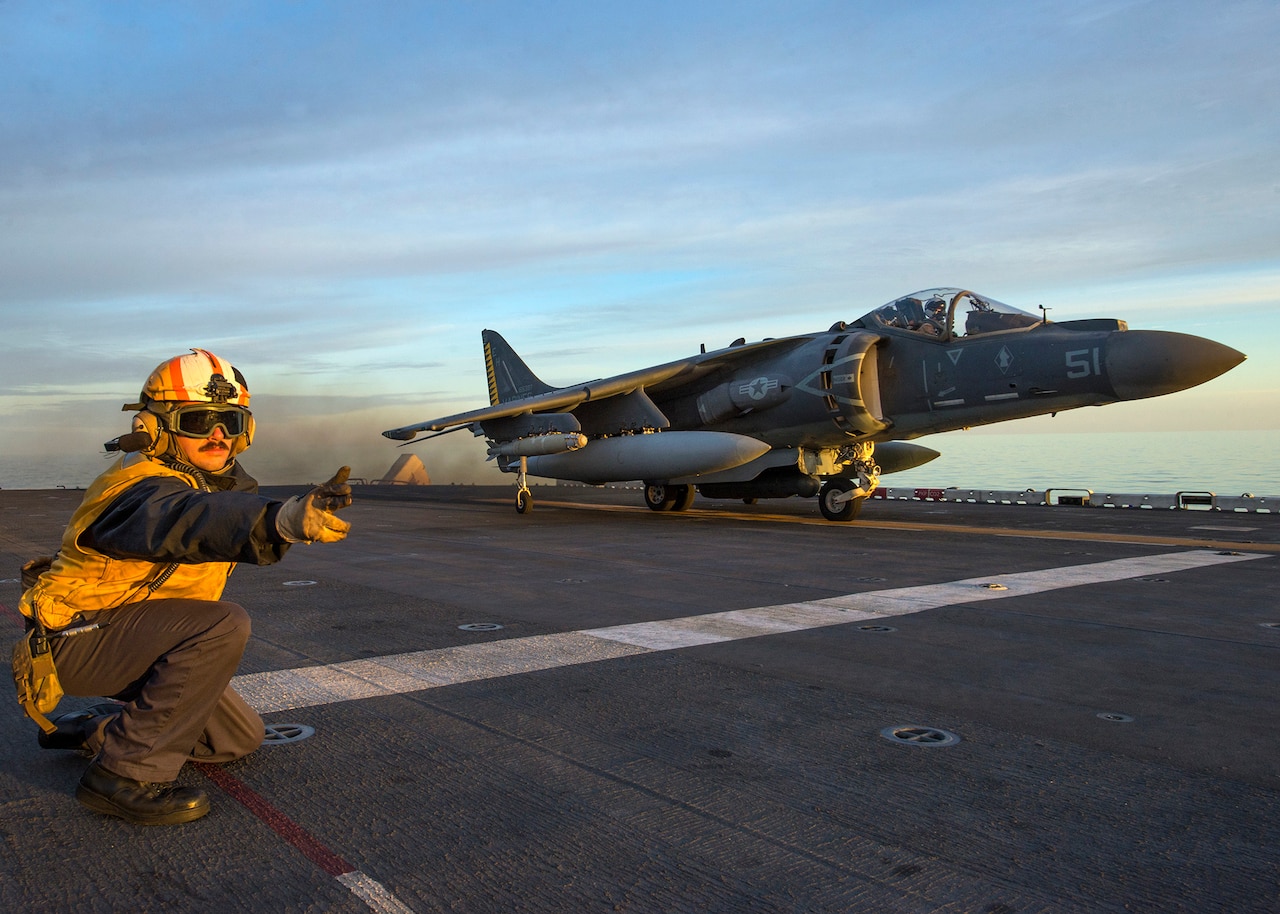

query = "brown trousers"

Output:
[[50, 598, 264, 782]]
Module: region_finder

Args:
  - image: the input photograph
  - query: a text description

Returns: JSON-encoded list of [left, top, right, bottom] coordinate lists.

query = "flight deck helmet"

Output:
[[122, 348, 255, 460]]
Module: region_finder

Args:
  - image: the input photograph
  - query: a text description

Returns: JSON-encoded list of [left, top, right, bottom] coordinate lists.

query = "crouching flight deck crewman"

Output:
[[17, 348, 352, 825]]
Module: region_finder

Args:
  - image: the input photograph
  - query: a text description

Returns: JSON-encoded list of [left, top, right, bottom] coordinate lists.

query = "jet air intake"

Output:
[[807, 332, 890, 436]]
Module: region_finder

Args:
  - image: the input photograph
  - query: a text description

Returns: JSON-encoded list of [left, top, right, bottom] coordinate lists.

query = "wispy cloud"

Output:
[[1, 0, 1276, 485]]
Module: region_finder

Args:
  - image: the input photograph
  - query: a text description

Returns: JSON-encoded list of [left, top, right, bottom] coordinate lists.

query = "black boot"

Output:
[[38, 704, 123, 754], [76, 762, 210, 825]]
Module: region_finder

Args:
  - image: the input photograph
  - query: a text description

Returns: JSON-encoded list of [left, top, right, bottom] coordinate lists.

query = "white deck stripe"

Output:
[[336, 871, 418, 914], [234, 550, 1263, 714]]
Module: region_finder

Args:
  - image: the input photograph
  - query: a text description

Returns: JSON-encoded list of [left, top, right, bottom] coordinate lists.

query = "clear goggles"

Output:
[[168, 404, 251, 439]]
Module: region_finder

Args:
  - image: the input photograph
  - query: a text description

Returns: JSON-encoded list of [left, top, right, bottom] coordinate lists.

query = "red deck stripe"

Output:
[[197, 763, 354, 877]]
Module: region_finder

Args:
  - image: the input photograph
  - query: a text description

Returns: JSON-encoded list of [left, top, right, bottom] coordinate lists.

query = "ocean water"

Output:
[[880, 429, 1279, 497], [1, 429, 1276, 497]]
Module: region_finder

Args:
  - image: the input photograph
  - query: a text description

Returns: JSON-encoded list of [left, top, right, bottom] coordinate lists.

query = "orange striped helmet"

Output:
[[123, 349, 254, 460], [137, 348, 250, 406]]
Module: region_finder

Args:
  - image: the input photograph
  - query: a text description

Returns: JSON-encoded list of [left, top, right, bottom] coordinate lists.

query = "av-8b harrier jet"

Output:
[[384, 288, 1245, 520]]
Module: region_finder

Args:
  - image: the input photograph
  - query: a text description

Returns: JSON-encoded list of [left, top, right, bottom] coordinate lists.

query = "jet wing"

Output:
[[382, 334, 815, 441]]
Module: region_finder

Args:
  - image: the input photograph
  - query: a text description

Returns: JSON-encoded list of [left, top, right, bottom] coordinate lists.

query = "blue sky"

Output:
[[2, 1, 1277, 485]]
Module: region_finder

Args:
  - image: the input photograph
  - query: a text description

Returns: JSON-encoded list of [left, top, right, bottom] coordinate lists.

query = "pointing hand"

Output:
[[275, 466, 353, 544]]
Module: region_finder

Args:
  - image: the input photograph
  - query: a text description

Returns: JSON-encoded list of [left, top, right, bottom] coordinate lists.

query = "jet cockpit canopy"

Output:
[[859, 288, 1041, 341]]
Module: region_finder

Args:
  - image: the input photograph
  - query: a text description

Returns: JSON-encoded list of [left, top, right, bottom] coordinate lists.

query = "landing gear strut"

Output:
[[818, 442, 880, 522], [515, 456, 532, 514]]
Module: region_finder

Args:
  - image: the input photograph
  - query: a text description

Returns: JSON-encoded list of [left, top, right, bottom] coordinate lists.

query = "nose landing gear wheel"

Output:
[[516, 489, 532, 514]]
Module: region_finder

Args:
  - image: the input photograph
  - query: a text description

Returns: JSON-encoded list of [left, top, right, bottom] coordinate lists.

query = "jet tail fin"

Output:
[[482, 330, 555, 405]]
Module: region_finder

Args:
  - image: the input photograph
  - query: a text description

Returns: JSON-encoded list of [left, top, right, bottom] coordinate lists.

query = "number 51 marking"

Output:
[[1065, 348, 1102, 378]]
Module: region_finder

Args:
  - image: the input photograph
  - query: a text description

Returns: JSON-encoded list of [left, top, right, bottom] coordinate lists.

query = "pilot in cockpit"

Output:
[[919, 295, 947, 335], [876, 297, 944, 335], [899, 296, 942, 336]]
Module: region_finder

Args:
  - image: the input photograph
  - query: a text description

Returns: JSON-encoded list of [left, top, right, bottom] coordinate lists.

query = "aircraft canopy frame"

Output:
[[859, 288, 1042, 341]]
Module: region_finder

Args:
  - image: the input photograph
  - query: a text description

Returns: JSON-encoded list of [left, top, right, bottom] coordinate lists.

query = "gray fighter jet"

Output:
[[383, 288, 1245, 520]]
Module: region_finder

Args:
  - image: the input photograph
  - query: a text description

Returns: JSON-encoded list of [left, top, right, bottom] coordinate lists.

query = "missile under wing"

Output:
[[383, 288, 1245, 520]]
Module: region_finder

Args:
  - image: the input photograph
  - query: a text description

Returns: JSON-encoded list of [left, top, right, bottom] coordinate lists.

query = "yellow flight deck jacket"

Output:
[[20, 453, 289, 630]]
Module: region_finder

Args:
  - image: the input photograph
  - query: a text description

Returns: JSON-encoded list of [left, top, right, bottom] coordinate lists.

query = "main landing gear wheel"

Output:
[[643, 483, 695, 512], [643, 483, 672, 511], [818, 478, 866, 522]]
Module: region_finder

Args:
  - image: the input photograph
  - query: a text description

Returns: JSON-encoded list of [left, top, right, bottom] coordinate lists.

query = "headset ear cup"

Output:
[[132, 413, 157, 455], [132, 411, 172, 457]]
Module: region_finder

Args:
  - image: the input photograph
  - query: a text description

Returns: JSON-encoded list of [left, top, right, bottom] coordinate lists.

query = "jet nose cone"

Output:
[[1106, 330, 1246, 401]]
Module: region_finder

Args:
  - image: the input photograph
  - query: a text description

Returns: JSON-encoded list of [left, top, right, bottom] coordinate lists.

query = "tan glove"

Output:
[[275, 467, 353, 544]]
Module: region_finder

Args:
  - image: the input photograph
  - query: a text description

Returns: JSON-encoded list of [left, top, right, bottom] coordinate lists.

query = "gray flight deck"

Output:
[[1, 484, 1277, 913]]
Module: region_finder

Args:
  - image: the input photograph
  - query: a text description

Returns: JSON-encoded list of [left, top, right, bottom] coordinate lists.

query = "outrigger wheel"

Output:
[[515, 456, 532, 514]]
